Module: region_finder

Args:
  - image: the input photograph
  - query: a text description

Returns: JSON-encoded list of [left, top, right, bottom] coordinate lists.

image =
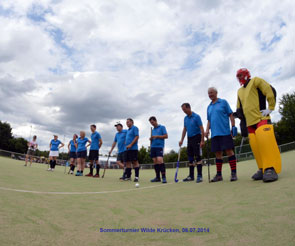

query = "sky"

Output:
[[0, 0, 294, 153]]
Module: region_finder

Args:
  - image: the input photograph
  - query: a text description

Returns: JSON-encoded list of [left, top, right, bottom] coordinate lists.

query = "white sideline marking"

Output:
[[0, 182, 177, 195]]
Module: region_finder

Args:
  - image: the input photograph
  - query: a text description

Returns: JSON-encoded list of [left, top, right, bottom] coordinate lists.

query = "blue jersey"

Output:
[[184, 112, 203, 137], [151, 125, 167, 148], [69, 140, 77, 152], [207, 98, 233, 138], [114, 129, 127, 153], [90, 131, 101, 150], [125, 125, 139, 150], [77, 137, 89, 152], [50, 139, 61, 151]]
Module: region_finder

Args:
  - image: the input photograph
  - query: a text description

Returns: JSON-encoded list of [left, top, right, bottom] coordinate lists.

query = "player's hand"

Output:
[[108, 150, 112, 155], [200, 140, 205, 148], [126, 144, 132, 150], [178, 140, 183, 147], [204, 131, 209, 138], [260, 109, 273, 116]]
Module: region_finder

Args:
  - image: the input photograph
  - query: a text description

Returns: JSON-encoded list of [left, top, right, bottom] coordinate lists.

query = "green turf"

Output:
[[0, 152, 294, 246]]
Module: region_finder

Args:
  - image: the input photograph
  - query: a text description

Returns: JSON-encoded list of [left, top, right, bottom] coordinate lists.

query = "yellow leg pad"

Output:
[[249, 133, 263, 169], [255, 124, 282, 174]]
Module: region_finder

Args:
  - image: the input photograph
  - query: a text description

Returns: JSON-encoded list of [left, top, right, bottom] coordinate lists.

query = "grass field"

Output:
[[0, 152, 294, 246]]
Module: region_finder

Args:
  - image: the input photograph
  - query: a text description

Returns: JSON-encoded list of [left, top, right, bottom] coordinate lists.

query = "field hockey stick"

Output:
[[206, 138, 211, 183], [102, 154, 110, 178], [174, 148, 181, 183]]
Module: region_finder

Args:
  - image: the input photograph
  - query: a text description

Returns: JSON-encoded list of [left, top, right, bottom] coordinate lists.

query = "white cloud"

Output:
[[0, 0, 294, 153]]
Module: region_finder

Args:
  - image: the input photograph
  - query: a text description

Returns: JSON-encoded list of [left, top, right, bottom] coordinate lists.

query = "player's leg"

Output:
[[25, 153, 29, 166], [225, 148, 237, 181], [255, 123, 281, 182], [124, 151, 132, 181], [86, 150, 94, 177], [133, 150, 140, 182], [150, 148, 161, 182], [94, 152, 100, 178], [75, 153, 81, 176], [157, 153, 167, 184], [52, 157, 57, 171], [210, 136, 223, 182], [48, 156, 53, 171], [183, 137, 195, 182], [195, 135, 203, 183]]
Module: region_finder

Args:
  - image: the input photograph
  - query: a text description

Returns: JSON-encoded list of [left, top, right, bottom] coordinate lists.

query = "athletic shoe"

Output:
[[70, 170, 74, 175], [119, 176, 124, 180], [263, 168, 278, 182], [79, 172, 83, 176], [85, 173, 93, 177], [150, 177, 161, 182], [183, 176, 194, 182], [162, 177, 167, 183], [47, 168, 52, 171], [196, 176, 203, 183], [123, 177, 131, 181], [251, 169, 263, 181], [24, 164, 27, 167], [230, 173, 238, 182], [134, 177, 139, 182], [75, 171, 81, 176], [93, 174, 100, 178], [211, 175, 223, 182]]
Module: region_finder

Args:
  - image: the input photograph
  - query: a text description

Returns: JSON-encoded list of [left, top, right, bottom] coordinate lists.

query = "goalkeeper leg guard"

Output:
[[255, 124, 281, 174]]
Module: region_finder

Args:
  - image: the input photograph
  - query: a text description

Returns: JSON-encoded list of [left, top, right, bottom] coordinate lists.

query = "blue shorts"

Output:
[[150, 147, 164, 158], [211, 135, 234, 152], [77, 150, 87, 159], [126, 150, 138, 162], [69, 152, 77, 159], [117, 152, 126, 163]]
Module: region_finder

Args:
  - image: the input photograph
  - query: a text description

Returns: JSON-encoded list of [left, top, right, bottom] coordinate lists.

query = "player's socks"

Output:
[[49, 160, 53, 169], [196, 164, 202, 177], [229, 155, 237, 174], [52, 160, 56, 169], [189, 165, 194, 179], [154, 165, 160, 179], [89, 165, 93, 175], [216, 159, 223, 176], [96, 164, 100, 175], [160, 163, 166, 178], [126, 168, 132, 178], [134, 167, 139, 178]]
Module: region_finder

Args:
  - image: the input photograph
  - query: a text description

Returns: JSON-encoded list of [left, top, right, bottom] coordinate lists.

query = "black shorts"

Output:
[[117, 152, 127, 163], [211, 135, 234, 152], [77, 150, 87, 159], [150, 147, 164, 158], [187, 134, 201, 162], [89, 150, 99, 161], [69, 152, 77, 159], [126, 150, 138, 162]]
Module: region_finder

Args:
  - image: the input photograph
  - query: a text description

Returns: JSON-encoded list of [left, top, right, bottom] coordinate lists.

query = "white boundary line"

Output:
[[0, 182, 177, 195]]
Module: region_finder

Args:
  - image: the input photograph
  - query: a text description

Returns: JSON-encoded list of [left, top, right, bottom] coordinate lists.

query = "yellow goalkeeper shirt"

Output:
[[237, 77, 276, 127]]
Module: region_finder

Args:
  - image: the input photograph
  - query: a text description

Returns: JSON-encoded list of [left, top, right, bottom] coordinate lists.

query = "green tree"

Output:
[[138, 146, 153, 164], [274, 91, 295, 144], [9, 137, 28, 153], [0, 121, 13, 150]]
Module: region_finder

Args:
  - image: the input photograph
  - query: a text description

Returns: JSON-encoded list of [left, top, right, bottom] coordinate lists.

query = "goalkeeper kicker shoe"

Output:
[[211, 175, 223, 182], [251, 169, 263, 180], [230, 173, 238, 182], [263, 168, 278, 182]]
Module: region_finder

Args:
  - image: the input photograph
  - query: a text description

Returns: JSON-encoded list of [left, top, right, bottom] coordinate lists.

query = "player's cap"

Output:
[[114, 122, 123, 127]]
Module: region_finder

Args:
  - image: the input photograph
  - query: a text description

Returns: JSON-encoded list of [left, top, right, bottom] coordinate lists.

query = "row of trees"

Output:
[[0, 91, 294, 163]]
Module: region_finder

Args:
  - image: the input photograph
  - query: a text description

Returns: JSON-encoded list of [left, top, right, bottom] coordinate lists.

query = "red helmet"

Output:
[[236, 68, 251, 85]]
